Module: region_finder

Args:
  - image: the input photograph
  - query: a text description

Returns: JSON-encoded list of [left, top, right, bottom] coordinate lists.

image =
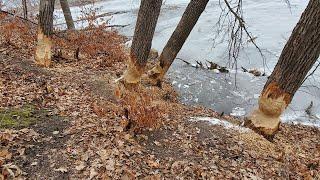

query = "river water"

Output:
[[47, 0, 320, 127]]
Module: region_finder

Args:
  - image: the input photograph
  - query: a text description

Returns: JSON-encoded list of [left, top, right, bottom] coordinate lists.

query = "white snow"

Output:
[[190, 117, 250, 132], [281, 112, 320, 128]]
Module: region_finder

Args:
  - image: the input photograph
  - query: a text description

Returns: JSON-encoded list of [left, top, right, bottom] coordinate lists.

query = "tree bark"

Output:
[[22, 0, 27, 19], [123, 0, 163, 84], [149, 0, 209, 83], [245, 0, 320, 138], [35, 0, 55, 67], [60, 0, 75, 29]]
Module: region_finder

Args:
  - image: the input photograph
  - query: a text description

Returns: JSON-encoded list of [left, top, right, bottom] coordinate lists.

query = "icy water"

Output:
[[53, 0, 320, 127]]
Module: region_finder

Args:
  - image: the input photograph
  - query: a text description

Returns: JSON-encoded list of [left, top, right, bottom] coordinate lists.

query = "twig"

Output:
[[305, 101, 313, 117], [302, 60, 320, 84], [0, 9, 37, 25], [176, 57, 191, 65], [54, 11, 129, 26], [222, 0, 268, 73], [54, 24, 130, 34]]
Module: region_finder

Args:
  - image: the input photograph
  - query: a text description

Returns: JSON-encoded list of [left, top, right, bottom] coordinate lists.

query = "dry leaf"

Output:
[[0, 149, 12, 160], [105, 159, 115, 171], [54, 167, 68, 173], [89, 168, 98, 180], [75, 162, 86, 171], [92, 102, 106, 117]]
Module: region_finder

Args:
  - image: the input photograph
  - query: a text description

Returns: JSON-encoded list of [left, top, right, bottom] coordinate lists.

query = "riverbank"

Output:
[[0, 15, 319, 179]]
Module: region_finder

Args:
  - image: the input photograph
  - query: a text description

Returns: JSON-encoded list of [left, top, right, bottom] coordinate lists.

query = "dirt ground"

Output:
[[0, 16, 320, 179]]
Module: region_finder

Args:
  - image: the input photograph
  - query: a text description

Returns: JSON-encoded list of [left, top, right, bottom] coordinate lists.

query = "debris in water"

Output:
[[230, 107, 246, 117]]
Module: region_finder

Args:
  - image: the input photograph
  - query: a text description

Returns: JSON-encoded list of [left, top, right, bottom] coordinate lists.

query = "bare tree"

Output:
[[60, 0, 75, 29], [149, 0, 209, 84], [122, 0, 163, 84], [245, 0, 320, 139], [35, 0, 55, 67], [22, 0, 27, 19]]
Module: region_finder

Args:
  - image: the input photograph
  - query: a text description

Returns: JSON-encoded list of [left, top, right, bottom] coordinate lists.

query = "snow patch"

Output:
[[281, 112, 320, 128], [190, 117, 250, 132]]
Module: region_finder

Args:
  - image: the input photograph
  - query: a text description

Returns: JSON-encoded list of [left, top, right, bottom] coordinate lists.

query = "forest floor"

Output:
[[0, 16, 320, 179]]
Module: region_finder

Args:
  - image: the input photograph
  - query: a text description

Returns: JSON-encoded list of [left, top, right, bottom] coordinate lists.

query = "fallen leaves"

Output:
[[89, 168, 98, 180], [1, 163, 23, 179], [0, 130, 15, 145], [92, 101, 107, 117], [0, 149, 12, 160], [75, 162, 86, 171]]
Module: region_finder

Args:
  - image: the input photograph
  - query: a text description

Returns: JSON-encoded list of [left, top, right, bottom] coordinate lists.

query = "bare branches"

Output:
[[212, 0, 268, 74], [283, 0, 292, 11], [302, 60, 320, 84]]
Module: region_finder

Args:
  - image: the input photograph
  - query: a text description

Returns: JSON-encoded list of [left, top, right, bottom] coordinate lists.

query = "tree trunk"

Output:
[[60, 0, 75, 29], [245, 0, 320, 138], [149, 0, 209, 83], [123, 0, 163, 84], [35, 0, 55, 67], [22, 0, 27, 19]]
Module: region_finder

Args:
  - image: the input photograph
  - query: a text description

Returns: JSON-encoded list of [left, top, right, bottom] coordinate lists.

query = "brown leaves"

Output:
[[0, 149, 11, 161], [1, 163, 23, 179], [0, 130, 15, 146], [119, 87, 165, 132], [92, 101, 106, 117]]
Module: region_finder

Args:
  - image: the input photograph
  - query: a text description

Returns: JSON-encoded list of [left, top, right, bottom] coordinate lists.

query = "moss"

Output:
[[0, 105, 39, 129]]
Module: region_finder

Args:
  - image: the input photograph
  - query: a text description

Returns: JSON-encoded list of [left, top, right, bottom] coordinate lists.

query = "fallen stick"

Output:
[[54, 11, 129, 26]]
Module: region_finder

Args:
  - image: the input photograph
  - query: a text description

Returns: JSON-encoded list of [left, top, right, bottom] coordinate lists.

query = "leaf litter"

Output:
[[0, 15, 319, 179]]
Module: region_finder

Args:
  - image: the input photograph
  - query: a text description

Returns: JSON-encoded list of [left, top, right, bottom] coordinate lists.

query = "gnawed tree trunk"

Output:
[[60, 0, 74, 29], [35, 0, 55, 67], [149, 0, 209, 83], [123, 0, 162, 84], [245, 0, 320, 138]]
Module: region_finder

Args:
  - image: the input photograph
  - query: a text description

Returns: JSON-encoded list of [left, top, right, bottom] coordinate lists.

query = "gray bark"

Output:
[[39, 0, 55, 36], [130, 0, 163, 67], [60, 0, 75, 29]]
